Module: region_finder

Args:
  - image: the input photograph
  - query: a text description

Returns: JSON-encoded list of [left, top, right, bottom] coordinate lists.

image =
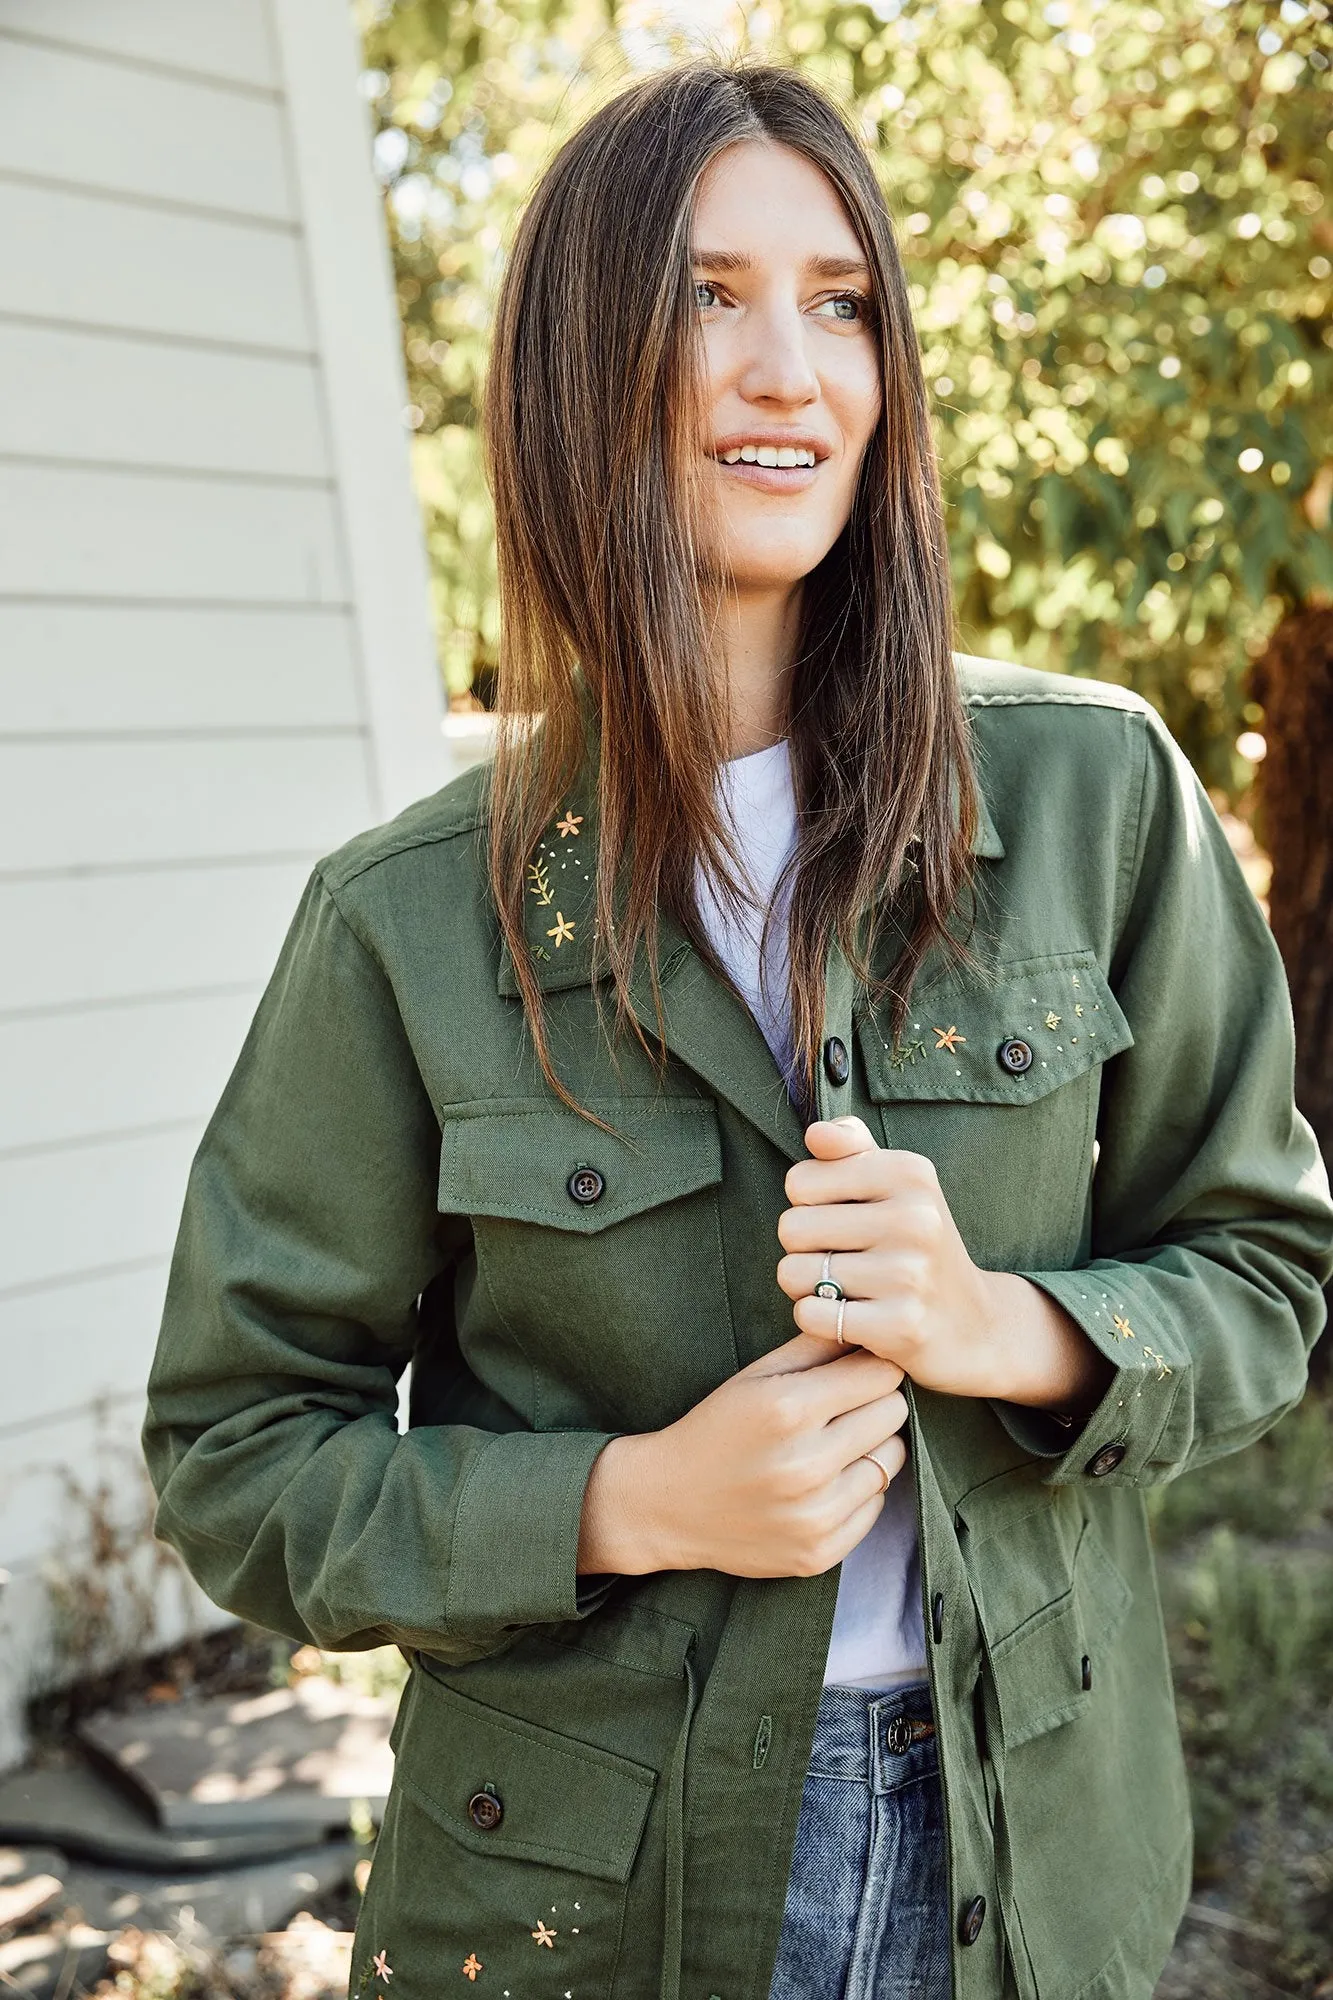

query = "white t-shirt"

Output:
[[692, 738, 928, 1689]]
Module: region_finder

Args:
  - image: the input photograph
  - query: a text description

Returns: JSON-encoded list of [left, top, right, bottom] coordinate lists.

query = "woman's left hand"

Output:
[[775, 1115, 1110, 1412]]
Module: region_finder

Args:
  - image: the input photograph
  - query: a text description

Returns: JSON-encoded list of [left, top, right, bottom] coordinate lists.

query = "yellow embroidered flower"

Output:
[[547, 912, 575, 948]]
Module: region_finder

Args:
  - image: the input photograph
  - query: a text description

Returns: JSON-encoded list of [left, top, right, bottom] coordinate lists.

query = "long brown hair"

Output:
[[480, 57, 980, 1134]]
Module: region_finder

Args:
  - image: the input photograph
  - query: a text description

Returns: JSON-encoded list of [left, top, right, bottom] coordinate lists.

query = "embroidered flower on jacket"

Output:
[[462, 1953, 483, 1980], [546, 913, 575, 948], [932, 1025, 965, 1052], [555, 810, 584, 838], [372, 1952, 393, 1982], [531, 1920, 557, 1947]]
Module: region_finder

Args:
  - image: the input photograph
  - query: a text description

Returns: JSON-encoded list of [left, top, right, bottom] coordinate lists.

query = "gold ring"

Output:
[[862, 1448, 893, 1494]]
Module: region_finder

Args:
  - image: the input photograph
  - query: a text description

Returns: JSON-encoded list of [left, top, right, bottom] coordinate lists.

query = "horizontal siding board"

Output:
[[0, 859, 313, 1013], [0, 605, 359, 732], [0, 1263, 169, 1432], [0, 464, 348, 603], [0, 3, 279, 90], [0, 735, 377, 873], [1, 989, 260, 1154], [0, 1125, 199, 1296], [0, 183, 310, 349], [0, 42, 294, 220], [0, 325, 330, 478]]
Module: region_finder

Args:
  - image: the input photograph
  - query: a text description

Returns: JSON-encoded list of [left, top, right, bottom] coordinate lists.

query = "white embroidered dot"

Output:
[[955, 1069, 961, 1076]]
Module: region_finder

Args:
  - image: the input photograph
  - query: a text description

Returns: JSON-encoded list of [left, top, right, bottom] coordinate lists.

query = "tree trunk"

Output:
[[1248, 607, 1333, 1381]]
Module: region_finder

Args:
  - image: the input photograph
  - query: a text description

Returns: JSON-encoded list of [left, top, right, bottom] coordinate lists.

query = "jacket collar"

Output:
[[493, 675, 1004, 1164], [495, 702, 1004, 1003]]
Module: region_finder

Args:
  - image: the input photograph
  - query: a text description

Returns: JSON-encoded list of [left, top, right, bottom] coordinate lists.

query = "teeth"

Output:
[[719, 445, 817, 467]]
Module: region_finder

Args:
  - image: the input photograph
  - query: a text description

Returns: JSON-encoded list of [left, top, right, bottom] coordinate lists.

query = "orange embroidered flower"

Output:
[[932, 1025, 965, 1053], [531, 1920, 557, 1947], [372, 1953, 393, 1982], [462, 1953, 482, 1980], [555, 810, 584, 838]]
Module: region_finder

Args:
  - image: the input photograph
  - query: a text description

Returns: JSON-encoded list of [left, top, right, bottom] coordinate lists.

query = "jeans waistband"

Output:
[[807, 1680, 937, 1793]]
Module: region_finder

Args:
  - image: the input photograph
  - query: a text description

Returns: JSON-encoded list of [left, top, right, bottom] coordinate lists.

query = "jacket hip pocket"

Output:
[[354, 1663, 656, 1998]]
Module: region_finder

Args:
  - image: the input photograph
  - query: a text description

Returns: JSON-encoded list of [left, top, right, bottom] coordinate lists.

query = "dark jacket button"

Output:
[[1085, 1442, 1127, 1477], [931, 1591, 944, 1643], [1082, 1654, 1093, 1690], [567, 1166, 605, 1204], [823, 1035, 850, 1086], [959, 1895, 987, 1946], [468, 1790, 503, 1830], [997, 1037, 1033, 1074]]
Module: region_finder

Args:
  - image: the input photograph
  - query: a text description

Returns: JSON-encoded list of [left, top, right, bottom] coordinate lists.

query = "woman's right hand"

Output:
[[576, 1332, 910, 1579]]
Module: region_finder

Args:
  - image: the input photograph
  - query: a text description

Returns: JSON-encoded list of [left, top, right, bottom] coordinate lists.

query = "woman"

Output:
[[143, 58, 1332, 2000]]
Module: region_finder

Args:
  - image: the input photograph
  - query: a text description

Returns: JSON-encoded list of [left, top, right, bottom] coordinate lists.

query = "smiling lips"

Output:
[[710, 437, 827, 489]]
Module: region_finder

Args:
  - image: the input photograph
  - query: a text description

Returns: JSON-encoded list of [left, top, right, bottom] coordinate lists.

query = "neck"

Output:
[[710, 578, 802, 758]]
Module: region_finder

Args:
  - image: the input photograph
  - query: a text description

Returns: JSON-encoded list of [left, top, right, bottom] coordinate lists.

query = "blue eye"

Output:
[[694, 279, 718, 309]]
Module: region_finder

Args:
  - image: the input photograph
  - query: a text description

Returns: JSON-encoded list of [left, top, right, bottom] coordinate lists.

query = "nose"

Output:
[[737, 293, 820, 406]]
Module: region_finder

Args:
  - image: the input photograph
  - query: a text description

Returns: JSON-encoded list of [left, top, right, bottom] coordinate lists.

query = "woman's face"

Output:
[[690, 137, 883, 594]]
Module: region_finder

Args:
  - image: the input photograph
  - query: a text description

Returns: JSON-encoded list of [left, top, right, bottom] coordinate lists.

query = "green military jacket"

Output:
[[143, 655, 1333, 2000]]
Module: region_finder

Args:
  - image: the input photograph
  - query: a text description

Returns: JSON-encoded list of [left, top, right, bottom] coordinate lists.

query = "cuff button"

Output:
[[1085, 1442, 1127, 1478]]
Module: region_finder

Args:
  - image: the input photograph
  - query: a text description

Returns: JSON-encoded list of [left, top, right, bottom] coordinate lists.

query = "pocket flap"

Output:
[[439, 1095, 722, 1234], [986, 1517, 1134, 1751], [858, 949, 1133, 1106], [392, 1665, 657, 1883]]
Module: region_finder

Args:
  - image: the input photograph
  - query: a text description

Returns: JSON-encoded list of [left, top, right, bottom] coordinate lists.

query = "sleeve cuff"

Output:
[[444, 1427, 620, 1631], [988, 1267, 1185, 1485]]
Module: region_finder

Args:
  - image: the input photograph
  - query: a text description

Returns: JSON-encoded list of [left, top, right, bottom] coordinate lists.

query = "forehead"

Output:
[[690, 139, 866, 266]]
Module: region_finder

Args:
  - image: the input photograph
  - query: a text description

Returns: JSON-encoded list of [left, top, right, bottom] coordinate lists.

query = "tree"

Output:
[[360, 0, 1333, 1226]]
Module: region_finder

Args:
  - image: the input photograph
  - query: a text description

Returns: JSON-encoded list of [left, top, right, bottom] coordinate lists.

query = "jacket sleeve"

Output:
[[141, 865, 617, 1658], [991, 703, 1333, 1484]]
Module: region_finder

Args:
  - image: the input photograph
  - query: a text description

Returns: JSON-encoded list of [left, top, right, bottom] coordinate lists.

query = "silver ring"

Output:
[[813, 1248, 845, 1302], [835, 1297, 847, 1345], [861, 1448, 893, 1494]]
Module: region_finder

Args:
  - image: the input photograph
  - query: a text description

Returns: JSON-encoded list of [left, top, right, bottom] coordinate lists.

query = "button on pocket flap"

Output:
[[858, 949, 1133, 1106], [394, 1667, 657, 1883], [439, 1096, 723, 1234]]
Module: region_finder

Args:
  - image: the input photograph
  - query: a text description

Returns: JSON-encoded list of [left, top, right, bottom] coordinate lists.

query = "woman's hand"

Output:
[[576, 1332, 909, 1578], [776, 1116, 1113, 1413]]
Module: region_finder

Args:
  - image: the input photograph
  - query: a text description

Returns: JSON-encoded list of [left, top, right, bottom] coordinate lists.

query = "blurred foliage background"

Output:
[[356, 0, 1333, 803]]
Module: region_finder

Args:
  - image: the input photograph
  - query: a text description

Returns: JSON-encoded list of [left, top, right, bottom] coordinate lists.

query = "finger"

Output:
[[802, 1116, 879, 1159], [777, 1245, 915, 1301], [777, 1200, 892, 1256], [821, 1395, 911, 1473], [816, 1483, 895, 1568], [789, 1290, 906, 1359], [738, 1331, 851, 1380], [785, 1146, 935, 1208], [782, 1348, 906, 1422]]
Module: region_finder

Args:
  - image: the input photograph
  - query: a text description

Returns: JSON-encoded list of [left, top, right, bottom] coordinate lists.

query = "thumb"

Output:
[[804, 1114, 879, 1156]]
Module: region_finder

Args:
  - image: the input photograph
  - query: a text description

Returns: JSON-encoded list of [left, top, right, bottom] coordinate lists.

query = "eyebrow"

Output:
[[690, 248, 872, 280]]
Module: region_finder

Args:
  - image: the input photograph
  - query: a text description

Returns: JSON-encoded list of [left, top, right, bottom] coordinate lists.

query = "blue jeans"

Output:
[[767, 1681, 952, 2000]]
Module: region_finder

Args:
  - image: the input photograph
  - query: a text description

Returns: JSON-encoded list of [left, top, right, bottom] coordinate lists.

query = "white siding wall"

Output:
[[0, 0, 443, 1763]]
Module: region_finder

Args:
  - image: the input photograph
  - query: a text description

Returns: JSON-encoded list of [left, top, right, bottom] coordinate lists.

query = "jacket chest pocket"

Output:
[[354, 1663, 656, 2000], [856, 948, 1133, 1269], [439, 1094, 736, 1432]]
